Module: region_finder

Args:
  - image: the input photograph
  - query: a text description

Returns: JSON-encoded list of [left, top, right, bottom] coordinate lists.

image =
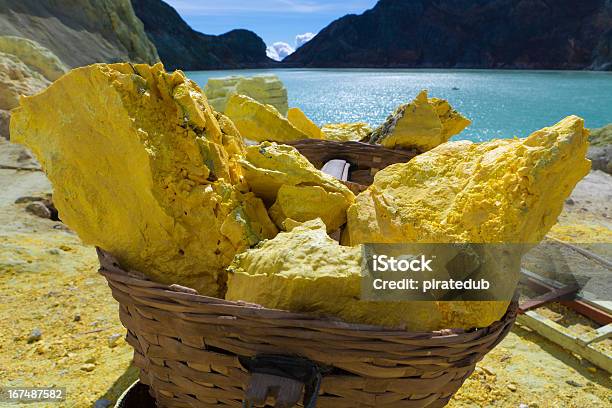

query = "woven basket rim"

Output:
[[98, 247, 518, 339]]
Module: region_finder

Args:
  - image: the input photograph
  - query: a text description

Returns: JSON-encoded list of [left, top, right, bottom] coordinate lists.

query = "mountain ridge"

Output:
[[131, 0, 275, 70], [284, 0, 612, 70]]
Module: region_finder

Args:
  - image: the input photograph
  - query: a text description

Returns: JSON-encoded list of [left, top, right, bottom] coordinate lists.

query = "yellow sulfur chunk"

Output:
[[369, 90, 470, 151], [226, 219, 452, 331], [204, 74, 288, 115], [239, 141, 354, 204], [226, 219, 363, 313], [235, 75, 289, 116], [11, 63, 277, 296], [429, 97, 472, 140], [321, 122, 372, 142], [269, 185, 349, 232], [344, 116, 590, 329], [348, 115, 591, 245], [287, 107, 324, 139], [240, 142, 354, 231], [225, 94, 310, 142]]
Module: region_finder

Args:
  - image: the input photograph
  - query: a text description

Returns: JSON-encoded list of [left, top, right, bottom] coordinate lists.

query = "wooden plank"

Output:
[[521, 268, 612, 324], [580, 324, 612, 345], [517, 311, 612, 373], [519, 284, 579, 312]]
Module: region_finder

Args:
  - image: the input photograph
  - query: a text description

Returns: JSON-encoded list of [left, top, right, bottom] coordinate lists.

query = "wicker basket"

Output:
[[99, 140, 518, 407], [99, 249, 517, 408]]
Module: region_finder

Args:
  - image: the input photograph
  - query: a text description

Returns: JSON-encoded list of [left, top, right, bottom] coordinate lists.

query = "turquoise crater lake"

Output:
[[187, 69, 612, 142]]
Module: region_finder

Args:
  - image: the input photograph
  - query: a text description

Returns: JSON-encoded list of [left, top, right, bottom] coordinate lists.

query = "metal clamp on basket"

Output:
[[239, 354, 325, 408]]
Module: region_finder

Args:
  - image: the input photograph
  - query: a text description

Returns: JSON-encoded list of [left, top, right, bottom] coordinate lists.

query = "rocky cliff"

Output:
[[0, 0, 159, 68], [285, 0, 612, 70], [131, 0, 274, 70]]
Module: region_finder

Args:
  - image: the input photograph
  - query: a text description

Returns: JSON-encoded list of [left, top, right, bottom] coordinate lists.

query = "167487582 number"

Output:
[[0, 387, 66, 402]]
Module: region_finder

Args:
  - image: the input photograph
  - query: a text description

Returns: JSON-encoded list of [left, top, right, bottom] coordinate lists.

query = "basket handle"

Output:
[[239, 354, 323, 408]]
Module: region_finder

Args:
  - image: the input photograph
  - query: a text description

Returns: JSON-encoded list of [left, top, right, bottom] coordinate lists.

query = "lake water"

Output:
[[187, 69, 612, 142]]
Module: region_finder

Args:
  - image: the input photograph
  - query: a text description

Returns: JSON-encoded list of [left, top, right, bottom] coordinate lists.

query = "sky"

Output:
[[164, 0, 378, 60]]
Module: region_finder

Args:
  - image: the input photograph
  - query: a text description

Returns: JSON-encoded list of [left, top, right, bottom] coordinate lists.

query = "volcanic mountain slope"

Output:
[[131, 0, 275, 70], [285, 0, 612, 70], [0, 0, 159, 67]]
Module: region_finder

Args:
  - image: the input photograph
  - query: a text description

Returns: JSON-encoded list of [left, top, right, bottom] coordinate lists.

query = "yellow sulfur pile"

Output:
[[10, 63, 278, 296], [11, 63, 591, 331], [204, 74, 289, 115], [227, 116, 591, 330]]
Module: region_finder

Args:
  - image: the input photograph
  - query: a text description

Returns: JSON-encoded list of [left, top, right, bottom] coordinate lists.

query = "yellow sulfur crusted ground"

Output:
[[10, 63, 277, 296]]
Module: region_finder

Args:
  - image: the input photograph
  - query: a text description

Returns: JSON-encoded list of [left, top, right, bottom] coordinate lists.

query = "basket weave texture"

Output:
[[99, 249, 517, 408]]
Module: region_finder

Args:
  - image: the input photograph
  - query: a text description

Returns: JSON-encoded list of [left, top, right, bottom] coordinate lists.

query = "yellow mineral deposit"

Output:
[[321, 122, 372, 142], [226, 219, 449, 330], [226, 219, 363, 313], [369, 90, 470, 151], [10, 63, 278, 296], [225, 94, 311, 142], [204, 74, 288, 115], [287, 107, 324, 139], [348, 115, 590, 245], [227, 116, 590, 331], [269, 185, 350, 233], [346, 115, 590, 328], [239, 142, 354, 231]]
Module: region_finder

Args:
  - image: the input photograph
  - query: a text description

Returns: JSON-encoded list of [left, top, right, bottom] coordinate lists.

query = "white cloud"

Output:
[[295, 32, 316, 48], [266, 42, 295, 61]]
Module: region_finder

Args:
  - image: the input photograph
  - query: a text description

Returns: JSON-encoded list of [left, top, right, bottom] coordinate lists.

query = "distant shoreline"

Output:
[[185, 66, 612, 74]]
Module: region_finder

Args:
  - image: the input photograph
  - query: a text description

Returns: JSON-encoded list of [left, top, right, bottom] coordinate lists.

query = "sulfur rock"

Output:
[[287, 107, 323, 139], [226, 219, 451, 330], [226, 219, 362, 314], [239, 142, 354, 231], [239, 142, 354, 203], [368, 90, 470, 151], [348, 115, 590, 246], [225, 94, 311, 142], [269, 185, 349, 233], [321, 122, 372, 142], [344, 115, 590, 328], [235, 75, 289, 116], [11, 63, 278, 296], [204, 74, 288, 115]]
